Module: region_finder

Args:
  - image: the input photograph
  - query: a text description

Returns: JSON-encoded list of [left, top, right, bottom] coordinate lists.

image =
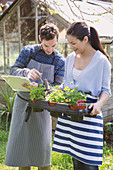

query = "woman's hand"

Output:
[[88, 102, 101, 116], [88, 92, 109, 116], [27, 69, 43, 80]]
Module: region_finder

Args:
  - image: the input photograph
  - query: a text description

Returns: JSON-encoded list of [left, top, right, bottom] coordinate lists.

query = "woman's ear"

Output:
[[83, 36, 88, 43], [39, 35, 41, 42]]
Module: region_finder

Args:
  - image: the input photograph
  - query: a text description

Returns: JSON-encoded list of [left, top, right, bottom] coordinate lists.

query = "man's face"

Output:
[[41, 37, 57, 55]]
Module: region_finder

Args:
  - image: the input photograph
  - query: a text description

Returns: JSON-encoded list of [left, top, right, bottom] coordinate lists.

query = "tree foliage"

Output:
[[43, 0, 113, 23], [0, 0, 113, 22], [0, 3, 10, 15]]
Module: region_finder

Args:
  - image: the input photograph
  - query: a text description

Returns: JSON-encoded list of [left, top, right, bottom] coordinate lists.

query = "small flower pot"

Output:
[[31, 99, 38, 103], [68, 105, 85, 121], [48, 101, 57, 107], [69, 105, 85, 111]]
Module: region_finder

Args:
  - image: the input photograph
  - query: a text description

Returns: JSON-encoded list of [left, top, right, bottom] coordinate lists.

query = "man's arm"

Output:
[[10, 61, 30, 77]]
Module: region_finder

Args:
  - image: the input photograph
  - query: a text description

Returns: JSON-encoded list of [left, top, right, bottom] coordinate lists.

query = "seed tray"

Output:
[[29, 99, 92, 116]]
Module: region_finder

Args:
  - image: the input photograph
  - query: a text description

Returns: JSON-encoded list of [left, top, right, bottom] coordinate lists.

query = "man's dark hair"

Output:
[[39, 23, 59, 41]]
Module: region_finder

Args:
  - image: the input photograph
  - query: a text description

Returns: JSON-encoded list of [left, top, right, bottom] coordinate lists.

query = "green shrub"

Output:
[[0, 83, 16, 131]]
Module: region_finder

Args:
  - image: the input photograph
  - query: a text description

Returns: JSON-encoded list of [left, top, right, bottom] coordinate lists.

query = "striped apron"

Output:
[[52, 113, 103, 166]]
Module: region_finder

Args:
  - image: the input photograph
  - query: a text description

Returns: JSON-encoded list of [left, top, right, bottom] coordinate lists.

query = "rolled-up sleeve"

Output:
[[10, 46, 32, 77], [101, 59, 111, 97]]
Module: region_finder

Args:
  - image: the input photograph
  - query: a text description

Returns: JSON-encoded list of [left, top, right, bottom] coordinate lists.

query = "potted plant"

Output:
[[63, 87, 86, 121], [63, 87, 86, 108], [29, 84, 46, 112], [29, 83, 87, 120], [46, 85, 65, 117], [46, 86, 86, 106], [29, 84, 46, 102], [46, 86, 86, 120], [46, 86, 65, 106]]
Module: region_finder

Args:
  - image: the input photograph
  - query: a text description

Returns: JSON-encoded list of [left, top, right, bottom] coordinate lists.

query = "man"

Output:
[[5, 23, 65, 170]]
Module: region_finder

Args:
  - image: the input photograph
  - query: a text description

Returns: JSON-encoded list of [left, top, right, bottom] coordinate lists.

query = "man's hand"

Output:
[[30, 82, 38, 87], [27, 69, 43, 80]]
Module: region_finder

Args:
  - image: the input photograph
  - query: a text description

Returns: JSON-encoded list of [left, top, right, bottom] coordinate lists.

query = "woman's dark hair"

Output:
[[67, 22, 110, 61], [39, 23, 59, 41]]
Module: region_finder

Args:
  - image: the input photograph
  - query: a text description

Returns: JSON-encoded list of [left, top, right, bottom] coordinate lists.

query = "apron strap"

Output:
[[51, 52, 56, 65], [28, 48, 56, 65]]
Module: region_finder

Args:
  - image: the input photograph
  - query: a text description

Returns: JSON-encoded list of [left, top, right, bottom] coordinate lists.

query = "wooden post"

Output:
[[17, 5, 21, 52], [106, 44, 110, 56], [102, 43, 105, 49], [35, 4, 38, 44], [7, 42, 9, 67], [3, 22, 6, 73], [64, 43, 68, 58]]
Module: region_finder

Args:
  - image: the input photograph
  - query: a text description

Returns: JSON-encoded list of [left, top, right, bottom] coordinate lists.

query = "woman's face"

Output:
[[67, 35, 87, 55]]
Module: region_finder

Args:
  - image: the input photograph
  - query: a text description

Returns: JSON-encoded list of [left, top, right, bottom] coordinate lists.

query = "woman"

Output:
[[52, 22, 111, 170]]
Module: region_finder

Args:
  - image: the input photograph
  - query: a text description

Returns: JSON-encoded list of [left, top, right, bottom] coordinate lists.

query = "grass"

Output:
[[51, 152, 73, 170], [0, 121, 113, 170], [0, 123, 9, 163]]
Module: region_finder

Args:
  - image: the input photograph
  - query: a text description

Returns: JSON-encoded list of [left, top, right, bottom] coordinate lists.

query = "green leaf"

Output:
[[0, 83, 16, 130]]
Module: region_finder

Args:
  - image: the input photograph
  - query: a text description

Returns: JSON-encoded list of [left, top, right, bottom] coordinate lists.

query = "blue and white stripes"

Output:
[[52, 115, 103, 165]]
